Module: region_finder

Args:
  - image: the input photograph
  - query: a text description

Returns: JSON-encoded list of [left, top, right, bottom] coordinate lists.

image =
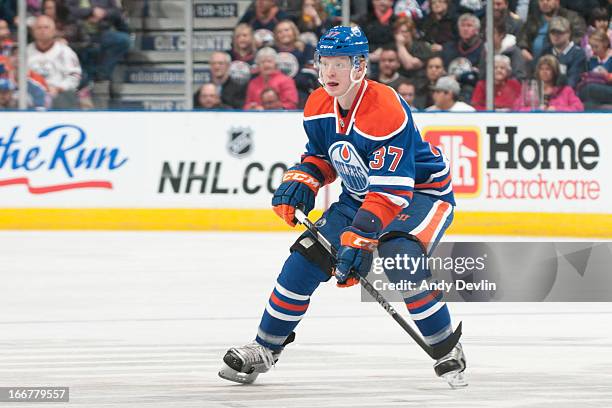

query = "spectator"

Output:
[[8, 44, 50, 109], [421, 0, 457, 53], [442, 13, 483, 72], [42, 0, 86, 47], [0, 1, 16, 29], [542, 16, 587, 88], [442, 13, 483, 101], [239, 0, 289, 32], [273, 19, 317, 106], [273, 20, 315, 74], [514, 54, 584, 111], [393, 16, 432, 80], [296, 0, 332, 38], [0, 18, 13, 55], [518, 0, 586, 64], [376, 46, 408, 90], [229, 23, 257, 66], [581, 7, 612, 58], [471, 55, 521, 110], [244, 47, 297, 109], [414, 55, 446, 109], [0, 77, 16, 109], [588, 30, 612, 73], [426, 75, 476, 111], [194, 83, 228, 109], [261, 87, 284, 109], [393, 0, 427, 21], [208, 51, 247, 109], [27, 15, 81, 108], [491, 0, 523, 37], [356, 0, 397, 67], [479, 21, 527, 80], [578, 30, 612, 109], [396, 79, 417, 109], [66, 0, 130, 84], [455, 0, 485, 17]]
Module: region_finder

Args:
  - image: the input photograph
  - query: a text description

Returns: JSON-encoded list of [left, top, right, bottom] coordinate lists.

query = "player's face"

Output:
[[319, 56, 353, 96]]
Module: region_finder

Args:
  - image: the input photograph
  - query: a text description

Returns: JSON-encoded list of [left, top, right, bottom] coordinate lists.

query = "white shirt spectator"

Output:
[[27, 41, 81, 92], [426, 101, 476, 111]]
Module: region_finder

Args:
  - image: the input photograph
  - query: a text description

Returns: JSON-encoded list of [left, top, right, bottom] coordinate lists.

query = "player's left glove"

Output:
[[335, 226, 378, 287]]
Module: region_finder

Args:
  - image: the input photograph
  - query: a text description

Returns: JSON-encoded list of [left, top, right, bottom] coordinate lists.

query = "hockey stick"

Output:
[[294, 208, 462, 360]]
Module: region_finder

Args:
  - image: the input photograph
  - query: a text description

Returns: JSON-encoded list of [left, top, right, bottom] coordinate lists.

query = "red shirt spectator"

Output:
[[471, 55, 521, 110], [244, 47, 297, 109]]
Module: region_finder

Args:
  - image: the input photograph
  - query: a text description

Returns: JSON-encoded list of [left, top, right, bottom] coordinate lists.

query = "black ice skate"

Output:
[[218, 332, 295, 384], [434, 342, 467, 388]]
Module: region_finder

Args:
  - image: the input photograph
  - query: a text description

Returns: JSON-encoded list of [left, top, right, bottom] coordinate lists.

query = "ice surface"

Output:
[[1, 231, 611, 407]]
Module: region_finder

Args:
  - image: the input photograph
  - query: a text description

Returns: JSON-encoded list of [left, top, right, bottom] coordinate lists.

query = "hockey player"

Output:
[[219, 26, 467, 388]]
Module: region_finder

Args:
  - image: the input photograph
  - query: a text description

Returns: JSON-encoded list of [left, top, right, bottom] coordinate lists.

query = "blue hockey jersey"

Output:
[[301, 80, 454, 227]]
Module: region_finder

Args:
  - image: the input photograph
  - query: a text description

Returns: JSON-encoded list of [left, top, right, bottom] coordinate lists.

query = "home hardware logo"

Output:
[[422, 127, 480, 196]]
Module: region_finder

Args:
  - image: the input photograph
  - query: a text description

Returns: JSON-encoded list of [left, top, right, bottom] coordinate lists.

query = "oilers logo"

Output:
[[328, 141, 369, 194]]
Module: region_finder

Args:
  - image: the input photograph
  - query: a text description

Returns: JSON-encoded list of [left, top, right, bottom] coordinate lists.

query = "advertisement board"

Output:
[[0, 112, 610, 236]]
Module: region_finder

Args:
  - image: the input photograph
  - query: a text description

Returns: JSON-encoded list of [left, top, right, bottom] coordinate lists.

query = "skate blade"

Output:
[[442, 371, 468, 389], [218, 363, 259, 384]]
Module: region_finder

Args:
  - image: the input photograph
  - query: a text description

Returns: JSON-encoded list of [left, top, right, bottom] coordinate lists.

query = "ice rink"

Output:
[[1, 231, 611, 407]]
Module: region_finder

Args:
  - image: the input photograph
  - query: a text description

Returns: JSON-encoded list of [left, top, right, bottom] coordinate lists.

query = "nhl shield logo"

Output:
[[227, 127, 253, 158]]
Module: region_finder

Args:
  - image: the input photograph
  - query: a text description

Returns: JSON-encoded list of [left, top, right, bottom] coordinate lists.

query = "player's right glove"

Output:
[[272, 163, 323, 227]]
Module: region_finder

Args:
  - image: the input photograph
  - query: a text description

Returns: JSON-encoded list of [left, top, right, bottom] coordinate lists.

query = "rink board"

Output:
[[0, 111, 610, 237]]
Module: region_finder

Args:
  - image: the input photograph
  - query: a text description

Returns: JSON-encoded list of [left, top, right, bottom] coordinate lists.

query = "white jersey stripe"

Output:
[[408, 301, 446, 321], [416, 183, 453, 196], [368, 176, 415, 187], [377, 192, 410, 207], [303, 113, 336, 121], [265, 303, 305, 322], [424, 325, 453, 345], [274, 282, 310, 301]]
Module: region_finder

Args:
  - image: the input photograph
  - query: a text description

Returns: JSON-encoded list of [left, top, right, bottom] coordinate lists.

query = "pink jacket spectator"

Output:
[[244, 70, 298, 109], [514, 85, 584, 112]]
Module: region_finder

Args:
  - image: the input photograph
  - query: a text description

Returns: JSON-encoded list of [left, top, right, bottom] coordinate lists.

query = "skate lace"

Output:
[[237, 342, 276, 370]]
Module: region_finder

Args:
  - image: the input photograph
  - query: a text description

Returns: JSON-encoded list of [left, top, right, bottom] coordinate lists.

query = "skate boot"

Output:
[[434, 342, 467, 388], [218, 332, 295, 384]]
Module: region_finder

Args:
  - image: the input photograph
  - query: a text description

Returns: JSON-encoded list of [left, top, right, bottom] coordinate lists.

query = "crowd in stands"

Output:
[[0, 0, 130, 109], [1, 0, 610, 111], [195, 0, 612, 112]]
